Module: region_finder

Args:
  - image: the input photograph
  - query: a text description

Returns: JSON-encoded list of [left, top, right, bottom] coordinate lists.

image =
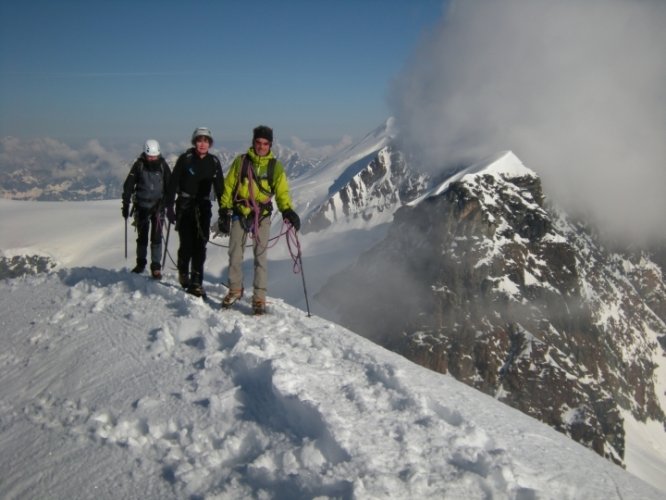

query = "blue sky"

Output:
[[0, 0, 444, 147]]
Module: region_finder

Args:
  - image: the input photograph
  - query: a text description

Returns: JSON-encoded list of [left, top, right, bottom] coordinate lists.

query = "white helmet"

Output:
[[191, 127, 214, 145], [144, 139, 161, 157]]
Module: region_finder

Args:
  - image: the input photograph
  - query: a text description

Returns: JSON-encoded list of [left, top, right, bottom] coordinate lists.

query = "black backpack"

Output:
[[133, 158, 169, 208]]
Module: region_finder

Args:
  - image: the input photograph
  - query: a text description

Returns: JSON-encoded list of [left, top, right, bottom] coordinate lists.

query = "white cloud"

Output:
[[0, 136, 128, 181], [390, 0, 666, 242]]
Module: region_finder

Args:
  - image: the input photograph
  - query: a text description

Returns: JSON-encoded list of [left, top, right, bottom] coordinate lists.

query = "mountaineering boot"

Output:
[[186, 283, 206, 298], [252, 297, 266, 315], [187, 272, 205, 298], [132, 258, 147, 274], [222, 289, 243, 308], [150, 263, 162, 280], [178, 271, 189, 289]]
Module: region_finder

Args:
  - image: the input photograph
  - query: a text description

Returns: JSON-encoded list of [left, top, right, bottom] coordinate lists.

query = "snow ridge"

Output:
[[1, 267, 661, 499]]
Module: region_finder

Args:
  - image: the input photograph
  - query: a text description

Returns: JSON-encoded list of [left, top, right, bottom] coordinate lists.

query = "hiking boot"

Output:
[[186, 283, 206, 298], [150, 264, 162, 280], [131, 264, 145, 274], [252, 297, 266, 315], [222, 289, 243, 308], [178, 272, 189, 289]]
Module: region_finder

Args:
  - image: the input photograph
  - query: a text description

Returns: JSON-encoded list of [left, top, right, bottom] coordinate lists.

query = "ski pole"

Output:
[[162, 221, 171, 269]]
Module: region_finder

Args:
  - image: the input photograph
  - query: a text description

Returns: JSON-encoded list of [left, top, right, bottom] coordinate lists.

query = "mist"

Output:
[[390, 0, 666, 243]]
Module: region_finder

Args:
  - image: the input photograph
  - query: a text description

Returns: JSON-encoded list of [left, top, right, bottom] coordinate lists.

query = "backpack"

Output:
[[133, 158, 168, 209]]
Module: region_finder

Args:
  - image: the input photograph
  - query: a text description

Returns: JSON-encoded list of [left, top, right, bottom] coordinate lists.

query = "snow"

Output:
[[492, 275, 521, 299], [291, 119, 394, 217], [1, 270, 662, 499], [0, 190, 665, 498], [623, 411, 666, 491], [410, 150, 534, 205]]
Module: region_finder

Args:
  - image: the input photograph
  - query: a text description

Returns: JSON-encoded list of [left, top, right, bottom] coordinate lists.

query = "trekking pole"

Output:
[[298, 247, 312, 318], [290, 229, 311, 317], [126, 204, 135, 261], [124, 217, 128, 259], [162, 222, 171, 269]]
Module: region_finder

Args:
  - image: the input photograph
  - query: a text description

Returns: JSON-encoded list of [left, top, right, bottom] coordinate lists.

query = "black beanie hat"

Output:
[[253, 125, 273, 143]]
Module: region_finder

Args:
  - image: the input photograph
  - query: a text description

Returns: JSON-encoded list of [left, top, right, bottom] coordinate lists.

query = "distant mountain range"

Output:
[[0, 141, 318, 201]]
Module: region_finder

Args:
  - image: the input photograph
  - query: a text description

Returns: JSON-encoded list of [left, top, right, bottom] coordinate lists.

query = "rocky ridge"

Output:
[[317, 151, 666, 465], [303, 143, 429, 232]]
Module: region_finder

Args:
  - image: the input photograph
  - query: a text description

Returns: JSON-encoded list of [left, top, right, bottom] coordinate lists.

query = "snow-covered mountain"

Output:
[[0, 217, 663, 499], [288, 128, 666, 477], [301, 142, 429, 233], [317, 150, 666, 473], [291, 119, 397, 222]]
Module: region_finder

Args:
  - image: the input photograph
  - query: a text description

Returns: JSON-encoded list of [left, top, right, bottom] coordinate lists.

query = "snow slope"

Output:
[[0, 267, 663, 499]]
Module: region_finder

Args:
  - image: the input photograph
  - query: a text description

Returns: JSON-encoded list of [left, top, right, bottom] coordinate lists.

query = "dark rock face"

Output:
[[0, 255, 57, 279], [318, 153, 666, 465]]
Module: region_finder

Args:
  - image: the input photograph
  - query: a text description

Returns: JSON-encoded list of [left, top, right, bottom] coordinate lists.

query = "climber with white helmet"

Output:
[[122, 139, 172, 278]]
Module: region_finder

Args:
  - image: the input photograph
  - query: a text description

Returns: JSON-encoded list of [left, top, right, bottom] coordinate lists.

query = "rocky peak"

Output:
[[302, 143, 429, 233], [318, 151, 666, 466]]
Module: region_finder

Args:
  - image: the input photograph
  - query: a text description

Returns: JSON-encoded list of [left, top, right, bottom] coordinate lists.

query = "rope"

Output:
[[161, 221, 179, 271], [160, 198, 309, 314], [284, 222, 303, 274], [240, 164, 268, 246], [160, 160, 308, 310], [230, 164, 303, 271]]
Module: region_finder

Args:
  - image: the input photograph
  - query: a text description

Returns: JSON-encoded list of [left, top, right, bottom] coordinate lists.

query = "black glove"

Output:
[[121, 201, 129, 219], [166, 205, 176, 225], [282, 208, 300, 231], [218, 209, 232, 235]]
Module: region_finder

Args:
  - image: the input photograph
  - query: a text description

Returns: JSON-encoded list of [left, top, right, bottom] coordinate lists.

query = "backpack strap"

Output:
[[237, 154, 276, 198], [130, 158, 144, 205]]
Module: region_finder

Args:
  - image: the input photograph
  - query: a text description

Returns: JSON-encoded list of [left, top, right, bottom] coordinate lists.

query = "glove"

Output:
[[282, 208, 301, 231], [121, 202, 129, 219], [218, 209, 232, 235], [166, 205, 176, 225]]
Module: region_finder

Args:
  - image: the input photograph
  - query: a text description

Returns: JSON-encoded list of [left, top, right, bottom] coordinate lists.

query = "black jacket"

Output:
[[166, 148, 224, 208]]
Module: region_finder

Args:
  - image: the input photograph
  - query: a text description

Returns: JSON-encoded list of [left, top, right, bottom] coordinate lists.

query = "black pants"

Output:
[[135, 206, 163, 267], [176, 202, 211, 285]]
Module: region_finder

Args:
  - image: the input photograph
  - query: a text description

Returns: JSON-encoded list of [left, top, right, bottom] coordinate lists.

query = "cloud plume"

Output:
[[390, 0, 666, 243]]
